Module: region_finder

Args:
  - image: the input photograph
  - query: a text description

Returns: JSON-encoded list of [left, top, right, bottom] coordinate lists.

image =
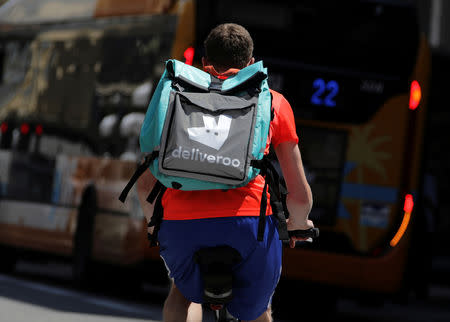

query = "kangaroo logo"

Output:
[[187, 115, 232, 150]]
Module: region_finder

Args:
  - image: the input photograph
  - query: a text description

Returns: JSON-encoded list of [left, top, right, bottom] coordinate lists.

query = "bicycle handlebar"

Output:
[[288, 227, 320, 239]]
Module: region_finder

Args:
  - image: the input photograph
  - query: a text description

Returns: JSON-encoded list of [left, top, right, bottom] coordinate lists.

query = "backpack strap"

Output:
[[118, 150, 158, 203], [146, 180, 167, 247], [270, 92, 275, 121], [266, 167, 290, 242], [252, 92, 289, 242], [252, 157, 290, 242], [257, 178, 268, 241]]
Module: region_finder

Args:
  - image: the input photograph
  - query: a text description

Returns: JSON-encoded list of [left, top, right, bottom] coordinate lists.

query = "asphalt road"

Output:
[[0, 273, 163, 322], [1, 259, 450, 322]]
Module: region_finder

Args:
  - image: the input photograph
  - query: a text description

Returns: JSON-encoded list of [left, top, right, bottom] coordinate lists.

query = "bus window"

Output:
[[0, 39, 32, 123], [1, 41, 31, 85], [38, 134, 93, 159], [299, 127, 348, 226], [5, 152, 55, 203]]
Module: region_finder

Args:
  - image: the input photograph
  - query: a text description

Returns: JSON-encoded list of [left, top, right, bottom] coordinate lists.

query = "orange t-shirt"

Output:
[[162, 67, 299, 220]]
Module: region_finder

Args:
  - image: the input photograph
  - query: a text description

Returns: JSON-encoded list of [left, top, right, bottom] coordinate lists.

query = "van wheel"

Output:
[[72, 184, 97, 288]]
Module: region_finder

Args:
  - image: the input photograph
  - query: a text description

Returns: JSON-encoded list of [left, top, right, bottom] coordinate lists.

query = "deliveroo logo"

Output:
[[187, 115, 232, 150], [171, 114, 240, 168]]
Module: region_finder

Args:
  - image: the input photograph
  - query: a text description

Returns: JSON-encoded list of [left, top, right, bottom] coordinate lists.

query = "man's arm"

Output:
[[274, 141, 314, 247], [136, 169, 157, 230]]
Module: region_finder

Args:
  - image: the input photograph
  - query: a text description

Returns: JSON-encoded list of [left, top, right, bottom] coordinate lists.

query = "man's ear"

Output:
[[246, 57, 255, 66]]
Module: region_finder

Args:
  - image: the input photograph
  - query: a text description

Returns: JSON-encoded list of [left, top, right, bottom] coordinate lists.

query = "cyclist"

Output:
[[137, 23, 314, 322]]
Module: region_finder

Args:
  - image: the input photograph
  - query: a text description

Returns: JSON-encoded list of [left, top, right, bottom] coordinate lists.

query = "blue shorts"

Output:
[[158, 215, 282, 321]]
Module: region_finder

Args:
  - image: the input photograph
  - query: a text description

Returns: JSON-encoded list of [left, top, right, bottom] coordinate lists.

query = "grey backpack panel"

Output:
[[159, 91, 259, 185], [180, 92, 253, 112]]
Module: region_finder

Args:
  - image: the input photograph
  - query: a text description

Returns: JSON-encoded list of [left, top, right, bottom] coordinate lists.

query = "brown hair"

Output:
[[204, 23, 253, 70]]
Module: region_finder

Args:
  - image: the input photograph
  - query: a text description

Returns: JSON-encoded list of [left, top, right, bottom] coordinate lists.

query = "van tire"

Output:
[[72, 184, 97, 288]]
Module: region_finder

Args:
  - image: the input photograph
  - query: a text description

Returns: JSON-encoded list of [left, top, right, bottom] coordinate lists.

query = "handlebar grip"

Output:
[[288, 228, 319, 239]]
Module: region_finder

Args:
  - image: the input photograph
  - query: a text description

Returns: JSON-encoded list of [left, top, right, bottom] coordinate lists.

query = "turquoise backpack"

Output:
[[119, 59, 289, 244], [146, 59, 271, 190]]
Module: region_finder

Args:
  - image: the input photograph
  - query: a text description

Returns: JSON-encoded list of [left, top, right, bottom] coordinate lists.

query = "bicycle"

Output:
[[194, 227, 320, 322]]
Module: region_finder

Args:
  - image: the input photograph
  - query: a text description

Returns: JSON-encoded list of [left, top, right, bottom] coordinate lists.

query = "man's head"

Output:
[[203, 23, 254, 72]]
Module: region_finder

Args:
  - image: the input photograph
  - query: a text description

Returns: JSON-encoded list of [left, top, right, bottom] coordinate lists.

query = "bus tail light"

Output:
[[1, 122, 8, 133], [1, 122, 12, 149], [403, 194, 414, 213], [390, 194, 414, 247], [183, 47, 195, 66], [35, 124, 43, 136], [20, 123, 30, 135], [409, 80, 421, 110]]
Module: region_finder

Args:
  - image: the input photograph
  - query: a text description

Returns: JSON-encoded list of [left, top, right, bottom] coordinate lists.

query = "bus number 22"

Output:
[[311, 78, 339, 107]]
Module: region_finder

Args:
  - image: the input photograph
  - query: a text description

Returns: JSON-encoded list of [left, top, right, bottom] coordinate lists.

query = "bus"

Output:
[[0, 0, 432, 307], [183, 0, 432, 307]]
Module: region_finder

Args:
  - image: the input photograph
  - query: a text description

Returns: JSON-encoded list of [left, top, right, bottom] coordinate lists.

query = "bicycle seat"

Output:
[[194, 245, 242, 305]]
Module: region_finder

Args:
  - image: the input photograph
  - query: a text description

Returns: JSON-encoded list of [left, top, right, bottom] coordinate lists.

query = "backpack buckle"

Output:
[[209, 75, 223, 93]]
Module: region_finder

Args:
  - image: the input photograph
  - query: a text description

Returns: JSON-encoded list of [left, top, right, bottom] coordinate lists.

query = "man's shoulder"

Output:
[[269, 89, 290, 108], [269, 88, 283, 98]]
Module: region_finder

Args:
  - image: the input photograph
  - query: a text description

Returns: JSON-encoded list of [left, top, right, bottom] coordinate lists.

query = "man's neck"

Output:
[[203, 65, 240, 79]]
